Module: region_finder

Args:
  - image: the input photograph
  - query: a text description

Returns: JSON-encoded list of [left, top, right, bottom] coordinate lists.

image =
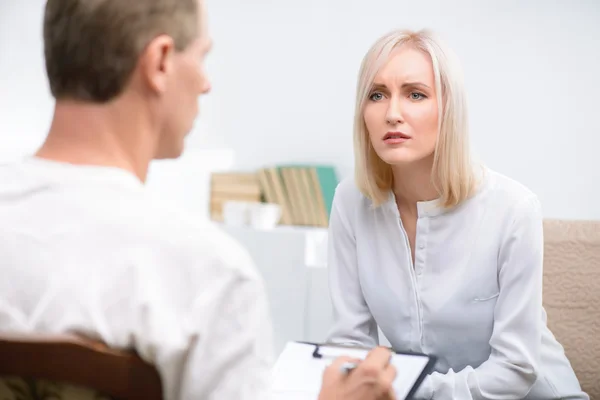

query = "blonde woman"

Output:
[[326, 29, 587, 399]]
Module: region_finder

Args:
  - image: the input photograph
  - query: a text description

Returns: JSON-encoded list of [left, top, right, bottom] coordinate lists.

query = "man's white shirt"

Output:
[[0, 157, 275, 400]]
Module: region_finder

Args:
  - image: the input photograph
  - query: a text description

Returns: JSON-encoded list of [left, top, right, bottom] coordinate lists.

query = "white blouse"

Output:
[[326, 168, 588, 399]]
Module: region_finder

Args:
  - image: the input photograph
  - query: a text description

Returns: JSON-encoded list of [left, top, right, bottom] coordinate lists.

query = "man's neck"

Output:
[[391, 156, 438, 211], [36, 100, 157, 182]]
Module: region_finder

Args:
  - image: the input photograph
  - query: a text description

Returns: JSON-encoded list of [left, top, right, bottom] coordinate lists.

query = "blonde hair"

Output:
[[353, 29, 479, 208]]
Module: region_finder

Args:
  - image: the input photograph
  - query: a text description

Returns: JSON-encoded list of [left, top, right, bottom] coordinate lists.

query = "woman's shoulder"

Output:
[[333, 176, 372, 209], [485, 168, 537, 200], [481, 167, 541, 217]]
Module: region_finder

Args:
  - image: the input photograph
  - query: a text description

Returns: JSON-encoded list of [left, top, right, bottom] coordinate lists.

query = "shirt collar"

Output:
[[384, 191, 447, 218], [23, 156, 144, 190]]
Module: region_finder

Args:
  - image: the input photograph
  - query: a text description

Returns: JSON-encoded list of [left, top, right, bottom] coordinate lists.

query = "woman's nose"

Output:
[[386, 100, 404, 125]]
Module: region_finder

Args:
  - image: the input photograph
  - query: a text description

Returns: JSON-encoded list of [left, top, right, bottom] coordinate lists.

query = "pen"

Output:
[[339, 361, 358, 374]]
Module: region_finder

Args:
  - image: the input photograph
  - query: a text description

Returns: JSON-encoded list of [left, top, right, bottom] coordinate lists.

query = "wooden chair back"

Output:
[[0, 334, 162, 400]]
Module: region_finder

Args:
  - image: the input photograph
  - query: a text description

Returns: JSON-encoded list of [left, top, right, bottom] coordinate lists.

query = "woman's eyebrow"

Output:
[[401, 81, 432, 90], [371, 81, 432, 91], [370, 82, 388, 91]]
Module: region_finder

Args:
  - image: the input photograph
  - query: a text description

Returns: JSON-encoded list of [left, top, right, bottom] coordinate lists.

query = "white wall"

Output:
[[205, 0, 600, 220], [1, 0, 599, 219]]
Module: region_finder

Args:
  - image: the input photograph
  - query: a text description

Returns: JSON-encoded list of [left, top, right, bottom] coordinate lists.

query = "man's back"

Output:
[[0, 157, 275, 400]]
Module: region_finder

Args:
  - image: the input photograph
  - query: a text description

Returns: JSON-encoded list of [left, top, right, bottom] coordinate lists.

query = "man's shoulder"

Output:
[[0, 158, 260, 281], [172, 216, 259, 279], [121, 193, 259, 281], [146, 194, 262, 277]]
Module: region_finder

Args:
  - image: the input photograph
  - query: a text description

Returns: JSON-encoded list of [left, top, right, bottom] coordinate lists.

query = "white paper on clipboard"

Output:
[[267, 342, 433, 400]]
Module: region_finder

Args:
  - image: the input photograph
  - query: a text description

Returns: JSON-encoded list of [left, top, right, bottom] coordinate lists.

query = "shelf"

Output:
[[217, 222, 329, 268]]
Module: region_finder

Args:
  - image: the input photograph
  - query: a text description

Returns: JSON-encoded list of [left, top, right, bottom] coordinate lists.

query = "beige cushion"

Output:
[[542, 219, 600, 399]]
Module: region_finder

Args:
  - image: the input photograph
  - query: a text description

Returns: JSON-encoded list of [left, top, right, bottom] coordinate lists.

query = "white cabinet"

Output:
[[221, 224, 333, 355]]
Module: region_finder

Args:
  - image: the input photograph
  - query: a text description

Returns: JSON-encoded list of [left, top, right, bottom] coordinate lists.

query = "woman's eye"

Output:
[[369, 92, 383, 101], [410, 92, 426, 100]]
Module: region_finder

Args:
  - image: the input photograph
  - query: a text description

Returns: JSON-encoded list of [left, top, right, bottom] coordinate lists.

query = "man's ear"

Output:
[[138, 35, 176, 95]]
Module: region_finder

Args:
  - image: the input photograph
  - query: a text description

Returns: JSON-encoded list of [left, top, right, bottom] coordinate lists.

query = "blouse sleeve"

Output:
[[325, 187, 379, 348]]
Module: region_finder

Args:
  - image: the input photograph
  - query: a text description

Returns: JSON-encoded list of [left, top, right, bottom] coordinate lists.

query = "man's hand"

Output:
[[317, 347, 397, 400]]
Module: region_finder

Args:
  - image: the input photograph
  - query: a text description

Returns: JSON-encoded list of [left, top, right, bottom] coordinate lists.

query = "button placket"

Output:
[[415, 216, 427, 277]]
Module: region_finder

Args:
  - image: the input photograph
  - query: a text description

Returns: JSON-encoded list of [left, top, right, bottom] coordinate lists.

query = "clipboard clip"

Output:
[[311, 344, 326, 359], [311, 342, 378, 359]]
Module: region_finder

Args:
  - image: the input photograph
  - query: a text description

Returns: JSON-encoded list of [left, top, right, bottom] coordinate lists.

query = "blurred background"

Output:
[[1, 0, 598, 354]]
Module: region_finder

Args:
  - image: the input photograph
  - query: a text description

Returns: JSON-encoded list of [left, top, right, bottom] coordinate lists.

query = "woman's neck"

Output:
[[391, 157, 438, 208]]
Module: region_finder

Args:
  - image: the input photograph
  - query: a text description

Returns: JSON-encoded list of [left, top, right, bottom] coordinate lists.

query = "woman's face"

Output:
[[363, 45, 439, 167]]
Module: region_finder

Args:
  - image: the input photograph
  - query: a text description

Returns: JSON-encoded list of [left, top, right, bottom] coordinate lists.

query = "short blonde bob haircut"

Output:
[[353, 29, 479, 209]]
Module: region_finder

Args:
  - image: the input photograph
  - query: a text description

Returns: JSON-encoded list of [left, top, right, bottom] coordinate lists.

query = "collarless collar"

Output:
[[385, 191, 446, 218], [23, 156, 144, 190]]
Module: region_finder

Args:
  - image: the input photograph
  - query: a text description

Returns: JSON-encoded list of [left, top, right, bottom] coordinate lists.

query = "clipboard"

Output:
[[269, 341, 436, 400]]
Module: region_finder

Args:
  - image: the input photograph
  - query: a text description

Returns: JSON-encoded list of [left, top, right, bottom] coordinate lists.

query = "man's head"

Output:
[[43, 0, 212, 159]]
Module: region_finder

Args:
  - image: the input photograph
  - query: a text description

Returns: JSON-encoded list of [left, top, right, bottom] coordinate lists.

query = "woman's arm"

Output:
[[326, 188, 379, 348], [415, 195, 544, 399]]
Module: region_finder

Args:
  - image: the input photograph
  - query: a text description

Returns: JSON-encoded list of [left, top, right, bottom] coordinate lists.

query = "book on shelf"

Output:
[[209, 164, 339, 228], [258, 164, 338, 227], [209, 172, 261, 221]]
